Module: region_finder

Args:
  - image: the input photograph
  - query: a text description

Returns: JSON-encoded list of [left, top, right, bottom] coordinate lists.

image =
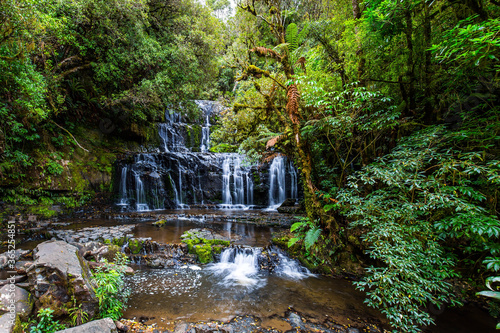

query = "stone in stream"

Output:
[[26, 240, 98, 318], [0, 285, 34, 320], [54, 318, 117, 333], [0, 313, 14, 333]]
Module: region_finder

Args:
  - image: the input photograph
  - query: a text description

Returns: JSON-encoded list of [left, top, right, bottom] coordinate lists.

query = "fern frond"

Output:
[[285, 23, 298, 52], [296, 57, 306, 74], [286, 84, 300, 125], [266, 134, 287, 149], [297, 22, 309, 45]]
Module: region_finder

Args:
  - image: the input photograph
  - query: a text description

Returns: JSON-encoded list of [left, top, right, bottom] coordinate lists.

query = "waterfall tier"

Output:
[[115, 101, 300, 211]]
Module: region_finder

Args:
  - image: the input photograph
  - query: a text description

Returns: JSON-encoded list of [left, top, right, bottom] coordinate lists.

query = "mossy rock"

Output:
[[194, 244, 213, 264], [128, 239, 144, 254], [153, 219, 168, 227], [112, 236, 127, 247], [101, 244, 121, 262]]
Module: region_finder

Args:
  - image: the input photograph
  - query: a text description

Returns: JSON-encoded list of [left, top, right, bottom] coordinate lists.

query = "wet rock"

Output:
[[55, 318, 117, 333], [0, 285, 34, 319], [287, 312, 306, 331], [0, 313, 15, 333], [347, 328, 360, 333], [27, 240, 98, 318]]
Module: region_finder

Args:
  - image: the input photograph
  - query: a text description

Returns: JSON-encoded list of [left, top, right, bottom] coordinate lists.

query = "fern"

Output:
[[285, 23, 298, 52], [304, 227, 322, 250]]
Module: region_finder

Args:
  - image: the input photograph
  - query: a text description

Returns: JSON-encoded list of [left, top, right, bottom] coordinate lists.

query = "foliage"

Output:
[[29, 308, 66, 333], [92, 252, 130, 320]]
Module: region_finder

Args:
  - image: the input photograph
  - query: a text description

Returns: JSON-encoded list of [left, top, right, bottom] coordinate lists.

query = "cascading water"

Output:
[[207, 246, 312, 288], [115, 101, 301, 211], [207, 247, 263, 287], [267, 156, 299, 210], [117, 166, 128, 206], [200, 115, 210, 153], [268, 156, 286, 209], [220, 154, 254, 209], [289, 160, 298, 200]]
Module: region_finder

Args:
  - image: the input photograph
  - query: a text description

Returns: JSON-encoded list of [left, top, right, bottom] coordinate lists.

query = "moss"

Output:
[[153, 219, 167, 227], [128, 239, 143, 254], [101, 245, 121, 262], [12, 314, 23, 333], [112, 236, 127, 247], [194, 244, 213, 264]]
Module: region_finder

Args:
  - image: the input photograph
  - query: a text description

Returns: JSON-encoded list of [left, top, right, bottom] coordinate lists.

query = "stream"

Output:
[[22, 208, 495, 332]]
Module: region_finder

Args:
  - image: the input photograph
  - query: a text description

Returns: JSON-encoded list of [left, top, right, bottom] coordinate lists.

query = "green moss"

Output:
[[194, 244, 213, 264], [153, 219, 167, 227], [112, 237, 127, 247], [128, 239, 143, 254]]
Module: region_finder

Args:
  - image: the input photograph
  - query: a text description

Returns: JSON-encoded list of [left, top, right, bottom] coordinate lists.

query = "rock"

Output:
[[174, 322, 189, 333], [55, 318, 117, 333], [287, 312, 305, 330], [27, 240, 98, 318], [347, 328, 360, 333], [0, 313, 15, 333], [280, 198, 297, 207], [0, 276, 27, 287], [114, 320, 129, 332], [15, 261, 33, 274], [0, 285, 34, 319], [0, 250, 30, 269]]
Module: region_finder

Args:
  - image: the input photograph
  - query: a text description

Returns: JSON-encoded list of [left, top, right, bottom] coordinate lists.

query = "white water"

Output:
[[118, 166, 128, 206], [220, 155, 254, 209], [268, 156, 286, 210], [200, 115, 210, 153], [207, 247, 312, 289]]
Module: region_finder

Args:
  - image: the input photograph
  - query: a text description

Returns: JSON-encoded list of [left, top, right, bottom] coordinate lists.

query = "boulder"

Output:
[[0, 313, 15, 333], [55, 318, 117, 333], [27, 240, 98, 318], [0, 285, 33, 320]]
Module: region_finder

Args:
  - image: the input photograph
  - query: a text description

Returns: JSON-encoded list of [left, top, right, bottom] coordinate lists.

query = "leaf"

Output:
[[288, 237, 300, 247], [304, 227, 322, 250], [486, 276, 500, 290], [476, 290, 500, 300], [290, 221, 304, 232]]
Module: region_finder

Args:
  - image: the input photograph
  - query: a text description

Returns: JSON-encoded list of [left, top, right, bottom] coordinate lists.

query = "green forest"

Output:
[[1, 0, 500, 332]]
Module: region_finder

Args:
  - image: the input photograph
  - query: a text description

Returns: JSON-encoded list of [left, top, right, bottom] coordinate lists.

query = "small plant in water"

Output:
[[30, 308, 66, 333], [92, 252, 130, 320]]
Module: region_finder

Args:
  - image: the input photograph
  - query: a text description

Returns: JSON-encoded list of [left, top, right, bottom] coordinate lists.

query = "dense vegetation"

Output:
[[0, 0, 223, 215], [2, 0, 500, 331], [209, 0, 500, 331]]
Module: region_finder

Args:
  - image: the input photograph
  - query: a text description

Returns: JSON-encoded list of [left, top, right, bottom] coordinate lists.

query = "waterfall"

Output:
[[207, 247, 263, 287], [118, 166, 128, 206], [221, 154, 254, 209], [207, 246, 313, 287], [289, 160, 298, 200], [133, 170, 149, 211], [268, 156, 286, 209], [200, 115, 210, 153]]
